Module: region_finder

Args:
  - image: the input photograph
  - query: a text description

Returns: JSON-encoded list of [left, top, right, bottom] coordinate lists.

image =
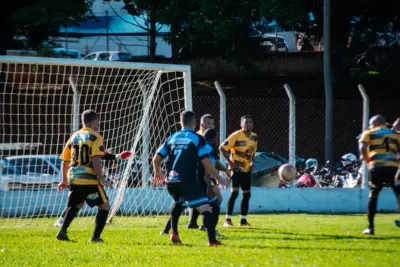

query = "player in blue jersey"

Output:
[[159, 128, 227, 236], [152, 111, 229, 246]]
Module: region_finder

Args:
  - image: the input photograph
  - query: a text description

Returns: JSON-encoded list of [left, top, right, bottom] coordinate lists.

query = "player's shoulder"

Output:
[[194, 132, 206, 145], [249, 131, 258, 141], [229, 130, 242, 137]]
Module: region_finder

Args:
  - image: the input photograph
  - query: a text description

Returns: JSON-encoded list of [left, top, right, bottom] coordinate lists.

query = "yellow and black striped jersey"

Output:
[[359, 126, 400, 169], [197, 129, 205, 136], [60, 127, 105, 185], [220, 129, 258, 172]]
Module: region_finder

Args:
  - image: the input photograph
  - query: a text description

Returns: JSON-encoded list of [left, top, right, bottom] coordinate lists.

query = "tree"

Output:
[[106, 0, 171, 61], [0, 0, 94, 54]]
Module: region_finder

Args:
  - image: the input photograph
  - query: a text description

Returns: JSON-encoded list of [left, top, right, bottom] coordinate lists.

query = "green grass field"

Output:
[[1, 214, 399, 266]]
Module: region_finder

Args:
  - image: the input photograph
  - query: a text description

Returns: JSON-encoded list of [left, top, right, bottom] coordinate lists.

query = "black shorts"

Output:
[[369, 167, 400, 195], [166, 182, 209, 208], [67, 185, 109, 208], [231, 170, 251, 191]]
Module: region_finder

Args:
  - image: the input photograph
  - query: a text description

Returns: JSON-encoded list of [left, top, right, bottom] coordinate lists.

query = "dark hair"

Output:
[[241, 115, 252, 122], [200, 114, 214, 124], [81, 109, 98, 125], [180, 110, 196, 126], [204, 128, 217, 142]]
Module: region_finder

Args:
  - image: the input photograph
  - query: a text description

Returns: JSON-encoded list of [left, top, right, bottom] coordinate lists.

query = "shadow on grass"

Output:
[[234, 244, 399, 253], [222, 228, 400, 241]]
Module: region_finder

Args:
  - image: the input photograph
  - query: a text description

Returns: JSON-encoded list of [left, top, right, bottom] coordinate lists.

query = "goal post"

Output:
[[0, 56, 192, 227]]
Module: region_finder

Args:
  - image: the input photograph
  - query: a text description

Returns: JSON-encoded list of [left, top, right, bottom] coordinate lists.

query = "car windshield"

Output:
[[7, 157, 60, 175], [48, 157, 62, 170], [1, 161, 23, 175]]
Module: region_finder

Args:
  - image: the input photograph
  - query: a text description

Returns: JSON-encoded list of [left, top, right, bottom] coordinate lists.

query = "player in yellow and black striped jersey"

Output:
[[220, 115, 258, 227], [56, 110, 112, 243], [359, 115, 400, 234]]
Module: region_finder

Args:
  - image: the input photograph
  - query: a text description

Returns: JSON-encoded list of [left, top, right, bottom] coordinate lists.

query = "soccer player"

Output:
[[56, 109, 113, 242], [53, 150, 131, 227], [152, 110, 229, 246], [187, 113, 215, 229], [160, 128, 227, 235], [359, 115, 400, 234], [220, 115, 258, 227]]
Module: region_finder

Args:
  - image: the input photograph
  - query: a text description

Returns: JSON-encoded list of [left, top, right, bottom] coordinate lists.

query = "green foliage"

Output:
[[1, 214, 400, 266]]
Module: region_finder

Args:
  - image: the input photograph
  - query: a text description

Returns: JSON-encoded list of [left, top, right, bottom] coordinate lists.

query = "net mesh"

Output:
[[0, 57, 187, 227]]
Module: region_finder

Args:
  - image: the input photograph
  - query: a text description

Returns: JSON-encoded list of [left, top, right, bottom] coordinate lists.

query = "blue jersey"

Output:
[[197, 143, 218, 186], [157, 128, 212, 184]]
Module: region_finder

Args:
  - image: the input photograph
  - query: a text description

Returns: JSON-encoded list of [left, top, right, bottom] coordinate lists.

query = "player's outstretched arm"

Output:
[[101, 151, 132, 161], [201, 157, 229, 188]]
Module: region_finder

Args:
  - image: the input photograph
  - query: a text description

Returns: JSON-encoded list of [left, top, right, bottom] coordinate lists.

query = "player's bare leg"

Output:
[[90, 202, 110, 243], [56, 202, 84, 241], [224, 187, 238, 227], [196, 204, 220, 246]]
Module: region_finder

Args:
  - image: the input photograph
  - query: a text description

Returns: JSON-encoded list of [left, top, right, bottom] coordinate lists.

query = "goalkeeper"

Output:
[[54, 149, 131, 227]]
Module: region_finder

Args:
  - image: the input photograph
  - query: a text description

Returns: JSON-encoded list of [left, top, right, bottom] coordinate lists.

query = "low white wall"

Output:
[[1, 187, 397, 218]]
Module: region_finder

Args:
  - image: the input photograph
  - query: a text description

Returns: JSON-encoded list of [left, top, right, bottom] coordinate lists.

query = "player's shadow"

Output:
[[235, 244, 399, 253], [227, 228, 399, 241]]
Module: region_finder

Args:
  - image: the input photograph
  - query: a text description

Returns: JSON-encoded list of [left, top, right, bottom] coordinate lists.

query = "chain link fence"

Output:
[[194, 96, 400, 187]]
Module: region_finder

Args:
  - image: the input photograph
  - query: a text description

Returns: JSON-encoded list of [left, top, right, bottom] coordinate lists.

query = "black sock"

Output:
[[241, 192, 251, 218], [212, 203, 220, 225], [227, 191, 239, 218], [171, 203, 182, 235], [61, 206, 79, 232], [368, 188, 381, 230], [202, 210, 217, 242], [368, 197, 378, 229], [189, 208, 200, 226], [92, 209, 109, 240], [61, 207, 67, 218], [163, 218, 172, 233]]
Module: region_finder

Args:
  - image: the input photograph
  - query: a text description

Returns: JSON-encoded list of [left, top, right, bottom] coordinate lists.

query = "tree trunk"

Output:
[[149, 9, 157, 62], [170, 22, 179, 63]]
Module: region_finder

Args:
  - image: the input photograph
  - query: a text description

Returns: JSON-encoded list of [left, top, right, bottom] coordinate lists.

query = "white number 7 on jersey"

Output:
[[172, 149, 183, 169]]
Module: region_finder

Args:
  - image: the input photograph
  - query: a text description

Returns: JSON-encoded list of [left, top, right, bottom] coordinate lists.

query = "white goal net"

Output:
[[0, 56, 191, 227]]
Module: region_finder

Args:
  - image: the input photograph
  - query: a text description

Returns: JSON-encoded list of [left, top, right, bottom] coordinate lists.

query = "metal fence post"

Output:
[[283, 84, 296, 167], [139, 80, 151, 187], [214, 81, 227, 167], [69, 76, 81, 132], [358, 84, 369, 188]]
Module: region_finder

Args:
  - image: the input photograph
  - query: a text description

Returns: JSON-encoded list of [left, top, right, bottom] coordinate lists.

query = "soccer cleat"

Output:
[[186, 223, 199, 229], [199, 225, 206, 231], [223, 220, 233, 227], [395, 220, 400, 227], [362, 228, 374, 235], [89, 237, 104, 243], [208, 241, 222, 247], [170, 233, 182, 245], [53, 217, 64, 227], [240, 220, 250, 227], [160, 230, 169, 235], [56, 230, 70, 241]]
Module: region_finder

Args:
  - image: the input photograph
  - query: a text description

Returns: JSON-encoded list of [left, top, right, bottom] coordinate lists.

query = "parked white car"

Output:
[[2, 155, 62, 189], [82, 51, 135, 62]]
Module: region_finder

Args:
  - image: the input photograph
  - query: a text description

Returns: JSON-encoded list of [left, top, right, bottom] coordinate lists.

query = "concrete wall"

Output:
[[1, 187, 397, 218]]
